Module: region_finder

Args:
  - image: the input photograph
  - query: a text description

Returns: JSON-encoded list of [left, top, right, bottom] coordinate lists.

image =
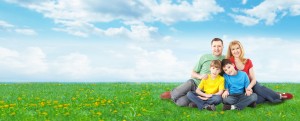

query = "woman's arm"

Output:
[[247, 67, 256, 90]]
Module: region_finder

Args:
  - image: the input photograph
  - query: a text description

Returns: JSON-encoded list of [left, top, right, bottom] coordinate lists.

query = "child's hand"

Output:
[[205, 94, 213, 98], [245, 90, 252, 96], [198, 96, 209, 100], [222, 90, 229, 98]]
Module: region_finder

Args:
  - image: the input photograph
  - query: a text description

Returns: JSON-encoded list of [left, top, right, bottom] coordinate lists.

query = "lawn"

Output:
[[0, 83, 298, 121]]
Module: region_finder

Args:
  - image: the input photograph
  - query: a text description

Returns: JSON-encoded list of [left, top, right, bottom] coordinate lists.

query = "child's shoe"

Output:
[[222, 104, 232, 111], [205, 104, 216, 111], [248, 102, 256, 108]]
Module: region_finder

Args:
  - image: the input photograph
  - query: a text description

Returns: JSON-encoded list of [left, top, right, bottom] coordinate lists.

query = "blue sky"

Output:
[[0, 0, 300, 82]]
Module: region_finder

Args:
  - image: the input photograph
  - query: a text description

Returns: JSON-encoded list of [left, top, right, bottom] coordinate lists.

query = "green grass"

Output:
[[0, 83, 299, 121]]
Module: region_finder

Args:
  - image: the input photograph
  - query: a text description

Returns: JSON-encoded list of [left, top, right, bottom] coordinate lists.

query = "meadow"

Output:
[[0, 83, 298, 121]]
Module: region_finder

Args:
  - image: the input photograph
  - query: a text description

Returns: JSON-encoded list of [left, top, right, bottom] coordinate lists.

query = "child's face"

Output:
[[222, 64, 236, 75], [210, 66, 221, 77]]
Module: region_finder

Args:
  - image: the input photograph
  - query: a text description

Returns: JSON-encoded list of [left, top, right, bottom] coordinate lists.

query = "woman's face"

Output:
[[230, 44, 241, 58]]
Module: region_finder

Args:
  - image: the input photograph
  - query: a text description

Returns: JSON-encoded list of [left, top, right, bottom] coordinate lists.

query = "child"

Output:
[[187, 60, 224, 111], [221, 59, 257, 110]]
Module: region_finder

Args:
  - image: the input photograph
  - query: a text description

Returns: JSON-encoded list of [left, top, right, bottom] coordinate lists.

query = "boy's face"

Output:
[[210, 66, 221, 77], [222, 64, 236, 75]]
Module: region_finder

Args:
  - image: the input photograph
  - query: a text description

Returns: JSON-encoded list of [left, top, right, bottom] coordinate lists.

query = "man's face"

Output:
[[211, 41, 223, 56], [222, 64, 236, 75]]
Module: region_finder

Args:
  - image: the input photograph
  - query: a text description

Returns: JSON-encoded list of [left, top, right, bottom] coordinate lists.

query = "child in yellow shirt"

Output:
[[187, 60, 224, 111]]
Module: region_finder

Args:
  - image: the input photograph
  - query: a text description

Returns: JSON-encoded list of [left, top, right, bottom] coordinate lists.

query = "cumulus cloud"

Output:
[[4, 0, 224, 39], [230, 0, 300, 26], [54, 53, 92, 79], [0, 47, 48, 75]]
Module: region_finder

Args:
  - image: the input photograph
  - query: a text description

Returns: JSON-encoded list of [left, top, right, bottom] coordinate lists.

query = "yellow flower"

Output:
[[10, 112, 16, 116]]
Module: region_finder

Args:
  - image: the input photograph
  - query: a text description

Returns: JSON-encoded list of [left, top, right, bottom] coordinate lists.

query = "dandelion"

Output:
[[40, 102, 45, 107], [64, 112, 70, 116], [9, 104, 16, 108], [10, 112, 16, 116], [220, 111, 225, 114], [53, 100, 59, 104], [0, 100, 4, 104], [17, 97, 22, 101], [41, 112, 48, 116], [96, 112, 102, 116]]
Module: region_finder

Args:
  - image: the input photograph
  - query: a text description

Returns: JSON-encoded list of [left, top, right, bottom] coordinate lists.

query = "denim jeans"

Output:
[[170, 79, 197, 107], [253, 82, 282, 104], [223, 93, 257, 110], [187, 91, 222, 110]]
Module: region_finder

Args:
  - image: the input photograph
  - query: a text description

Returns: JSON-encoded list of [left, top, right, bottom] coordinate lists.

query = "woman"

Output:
[[226, 40, 293, 104]]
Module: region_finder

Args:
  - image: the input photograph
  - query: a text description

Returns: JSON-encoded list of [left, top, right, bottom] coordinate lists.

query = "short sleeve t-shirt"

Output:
[[229, 56, 253, 77], [223, 71, 250, 95], [193, 54, 225, 85], [198, 74, 225, 94]]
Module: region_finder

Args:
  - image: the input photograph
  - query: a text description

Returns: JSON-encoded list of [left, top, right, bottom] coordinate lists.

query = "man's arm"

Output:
[[191, 70, 208, 80]]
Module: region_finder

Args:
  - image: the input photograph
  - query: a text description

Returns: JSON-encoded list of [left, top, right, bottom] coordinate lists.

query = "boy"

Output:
[[221, 59, 257, 110], [187, 60, 224, 111]]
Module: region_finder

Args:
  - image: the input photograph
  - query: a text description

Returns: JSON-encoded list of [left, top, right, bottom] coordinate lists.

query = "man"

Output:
[[160, 38, 225, 107]]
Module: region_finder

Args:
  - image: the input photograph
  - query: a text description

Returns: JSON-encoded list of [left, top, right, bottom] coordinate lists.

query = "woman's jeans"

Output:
[[253, 82, 282, 104], [187, 91, 222, 110]]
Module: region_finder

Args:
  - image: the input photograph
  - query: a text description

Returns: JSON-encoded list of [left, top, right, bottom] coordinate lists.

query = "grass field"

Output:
[[0, 83, 298, 121]]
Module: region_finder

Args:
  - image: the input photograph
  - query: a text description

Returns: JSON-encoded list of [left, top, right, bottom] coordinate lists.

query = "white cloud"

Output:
[[0, 20, 14, 28], [4, 0, 223, 39], [0, 20, 37, 35], [229, 14, 259, 26], [54, 53, 92, 79], [144, 0, 224, 24], [15, 28, 37, 36], [230, 0, 300, 26], [0, 47, 48, 75]]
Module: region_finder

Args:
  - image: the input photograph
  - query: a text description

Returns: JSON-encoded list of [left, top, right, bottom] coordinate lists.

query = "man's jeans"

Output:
[[170, 79, 197, 106]]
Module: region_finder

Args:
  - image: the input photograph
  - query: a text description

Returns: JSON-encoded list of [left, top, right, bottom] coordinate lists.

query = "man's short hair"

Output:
[[211, 38, 223, 45]]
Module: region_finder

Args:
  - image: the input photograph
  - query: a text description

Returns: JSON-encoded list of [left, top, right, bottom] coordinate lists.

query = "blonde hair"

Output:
[[226, 40, 247, 64], [210, 60, 221, 69]]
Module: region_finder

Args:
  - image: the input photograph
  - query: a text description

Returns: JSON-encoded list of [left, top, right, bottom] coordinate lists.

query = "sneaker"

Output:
[[160, 91, 171, 99], [280, 92, 293, 99], [248, 102, 256, 108], [222, 104, 231, 111], [188, 102, 197, 108], [205, 104, 216, 111]]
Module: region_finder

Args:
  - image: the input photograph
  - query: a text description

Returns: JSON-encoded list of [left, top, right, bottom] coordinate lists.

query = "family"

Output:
[[160, 38, 293, 111]]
